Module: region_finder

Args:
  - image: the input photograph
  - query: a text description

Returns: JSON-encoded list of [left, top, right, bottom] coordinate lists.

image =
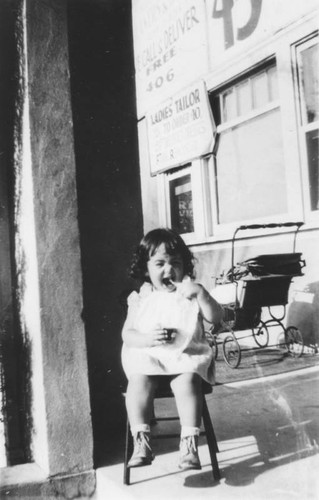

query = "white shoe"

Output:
[[178, 435, 201, 470], [128, 431, 154, 468]]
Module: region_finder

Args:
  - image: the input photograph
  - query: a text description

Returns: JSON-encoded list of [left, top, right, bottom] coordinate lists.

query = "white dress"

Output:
[[121, 283, 215, 384]]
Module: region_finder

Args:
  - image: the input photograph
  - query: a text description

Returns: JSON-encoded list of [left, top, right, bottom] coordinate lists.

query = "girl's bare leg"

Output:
[[170, 372, 203, 470], [170, 372, 202, 427], [126, 374, 157, 427], [126, 374, 158, 467]]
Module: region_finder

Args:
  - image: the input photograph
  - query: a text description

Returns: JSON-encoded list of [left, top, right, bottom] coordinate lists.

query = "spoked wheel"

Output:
[[276, 332, 288, 352], [222, 334, 241, 369], [285, 326, 304, 357], [252, 322, 269, 348]]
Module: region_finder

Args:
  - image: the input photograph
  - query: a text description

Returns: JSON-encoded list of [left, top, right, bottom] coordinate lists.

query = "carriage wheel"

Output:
[[285, 326, 304, 357], [222, 335, 241, 368], [252, 322, 269, 348]]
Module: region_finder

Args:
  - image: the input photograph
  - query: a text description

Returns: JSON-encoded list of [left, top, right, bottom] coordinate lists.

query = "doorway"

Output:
[[67, 0, 143, 466]]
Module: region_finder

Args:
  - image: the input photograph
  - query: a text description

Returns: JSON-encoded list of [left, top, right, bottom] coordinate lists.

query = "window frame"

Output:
[[293, 33, 319, 221], [209, 61, 294, 235], [218, 64, 280, 128], [166, 166, 195, 236], [160, 159, 213, 244]]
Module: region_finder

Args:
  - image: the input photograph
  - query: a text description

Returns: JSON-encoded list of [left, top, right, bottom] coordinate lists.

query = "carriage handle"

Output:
[[230, 222, 304, 282]]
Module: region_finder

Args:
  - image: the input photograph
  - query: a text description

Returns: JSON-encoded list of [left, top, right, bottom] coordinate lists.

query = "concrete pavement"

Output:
[[93, 365, 319, 500]]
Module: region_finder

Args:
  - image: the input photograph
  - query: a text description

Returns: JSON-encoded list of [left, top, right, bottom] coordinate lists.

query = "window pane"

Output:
[[215, 109, 287, 224], [237, 80, 252, 116], [306, 128, 319, 211], [268, 66, 278, 101], [252, 71, 269, 108], [299, 42, 319, 124], [222, 89, 237, 122], [169, 174, 194, 234]]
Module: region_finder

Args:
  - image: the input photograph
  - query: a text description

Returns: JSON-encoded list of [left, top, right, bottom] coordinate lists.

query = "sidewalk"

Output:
[[93, 358, 319, 500]]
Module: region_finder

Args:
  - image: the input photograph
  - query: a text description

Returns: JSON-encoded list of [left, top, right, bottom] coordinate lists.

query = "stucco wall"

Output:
[[25, 0, 94, 481]]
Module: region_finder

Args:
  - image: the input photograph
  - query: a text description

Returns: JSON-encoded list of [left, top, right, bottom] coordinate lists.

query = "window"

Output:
[[163, 161, 210, 241], [158, 34, 318, 242], [295, 36, 319, 214], [211, 64, 288, 225], [220, 66, 279, 122], [169, 172, 194, 234]]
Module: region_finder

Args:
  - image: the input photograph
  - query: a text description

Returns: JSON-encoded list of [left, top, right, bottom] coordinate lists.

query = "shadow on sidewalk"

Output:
[[215, 347, 319, 385], [94, 353, 319, 488], [183, 446, 318, 489]]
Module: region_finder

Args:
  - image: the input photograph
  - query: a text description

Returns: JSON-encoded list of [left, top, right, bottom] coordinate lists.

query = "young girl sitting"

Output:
[[121, 228, 223, 470]]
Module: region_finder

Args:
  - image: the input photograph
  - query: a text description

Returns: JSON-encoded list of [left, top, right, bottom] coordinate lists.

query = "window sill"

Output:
[[186, 221, 319, 250]]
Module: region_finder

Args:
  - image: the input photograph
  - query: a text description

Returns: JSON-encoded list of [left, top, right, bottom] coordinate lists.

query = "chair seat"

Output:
[[154, 378, 213, 398], [122, 376, 213, 399]]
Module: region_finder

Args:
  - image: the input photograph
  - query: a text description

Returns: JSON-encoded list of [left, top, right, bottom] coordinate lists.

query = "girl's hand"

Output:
[[122, 326, 173, 348], [148, 327, 173, 347], [174, 277, 223, 324], [173, 277, 202, 300]]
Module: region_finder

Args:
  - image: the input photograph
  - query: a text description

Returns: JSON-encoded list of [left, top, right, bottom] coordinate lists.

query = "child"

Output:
[[121, 228, 223, 470]]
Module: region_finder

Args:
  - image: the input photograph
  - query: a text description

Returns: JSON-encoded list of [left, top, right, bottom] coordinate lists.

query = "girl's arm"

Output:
[[175, 279, 223, 324], [196, 285, 224, 324]]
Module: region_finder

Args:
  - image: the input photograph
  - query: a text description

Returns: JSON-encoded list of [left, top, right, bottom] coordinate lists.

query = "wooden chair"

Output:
[[123, 378, 221, 485]]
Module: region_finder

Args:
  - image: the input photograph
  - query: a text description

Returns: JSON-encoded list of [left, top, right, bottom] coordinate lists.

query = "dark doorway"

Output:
[[67, 0, 143, 466]]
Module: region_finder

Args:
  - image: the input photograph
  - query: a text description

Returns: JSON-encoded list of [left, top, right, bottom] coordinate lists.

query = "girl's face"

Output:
[[146, 243, 184, 292]]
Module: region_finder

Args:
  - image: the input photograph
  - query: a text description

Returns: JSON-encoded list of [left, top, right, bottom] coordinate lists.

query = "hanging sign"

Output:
[[132, 0, 208, 118], [146, 80, 216, 175]]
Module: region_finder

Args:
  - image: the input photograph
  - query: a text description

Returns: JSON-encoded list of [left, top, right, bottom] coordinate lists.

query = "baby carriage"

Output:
[[208, 222, 306, 368]]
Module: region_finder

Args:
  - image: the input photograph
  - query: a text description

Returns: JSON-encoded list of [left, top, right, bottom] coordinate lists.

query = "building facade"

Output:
[[131, 0, 319, 345]]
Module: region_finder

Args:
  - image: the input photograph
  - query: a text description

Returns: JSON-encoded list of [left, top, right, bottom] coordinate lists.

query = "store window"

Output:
[[169, 172, 194, 234], [163, 161, 210, 240], [295, 36, 319, 213], [211, 64, 288, 225]]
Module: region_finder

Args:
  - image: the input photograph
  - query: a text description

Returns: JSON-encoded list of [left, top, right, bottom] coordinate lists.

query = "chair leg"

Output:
[[123, 417, 132, 485], [202, 395, 221, 481]]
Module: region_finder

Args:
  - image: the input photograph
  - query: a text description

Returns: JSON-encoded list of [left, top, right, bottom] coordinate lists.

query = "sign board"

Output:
[[205, 0, 319, 68], [132, 0, 209, 118], [146, 80, 216, 175]]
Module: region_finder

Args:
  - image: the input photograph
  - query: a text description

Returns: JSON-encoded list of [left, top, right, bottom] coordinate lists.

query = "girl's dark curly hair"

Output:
[[130, 228, 195, 282]]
